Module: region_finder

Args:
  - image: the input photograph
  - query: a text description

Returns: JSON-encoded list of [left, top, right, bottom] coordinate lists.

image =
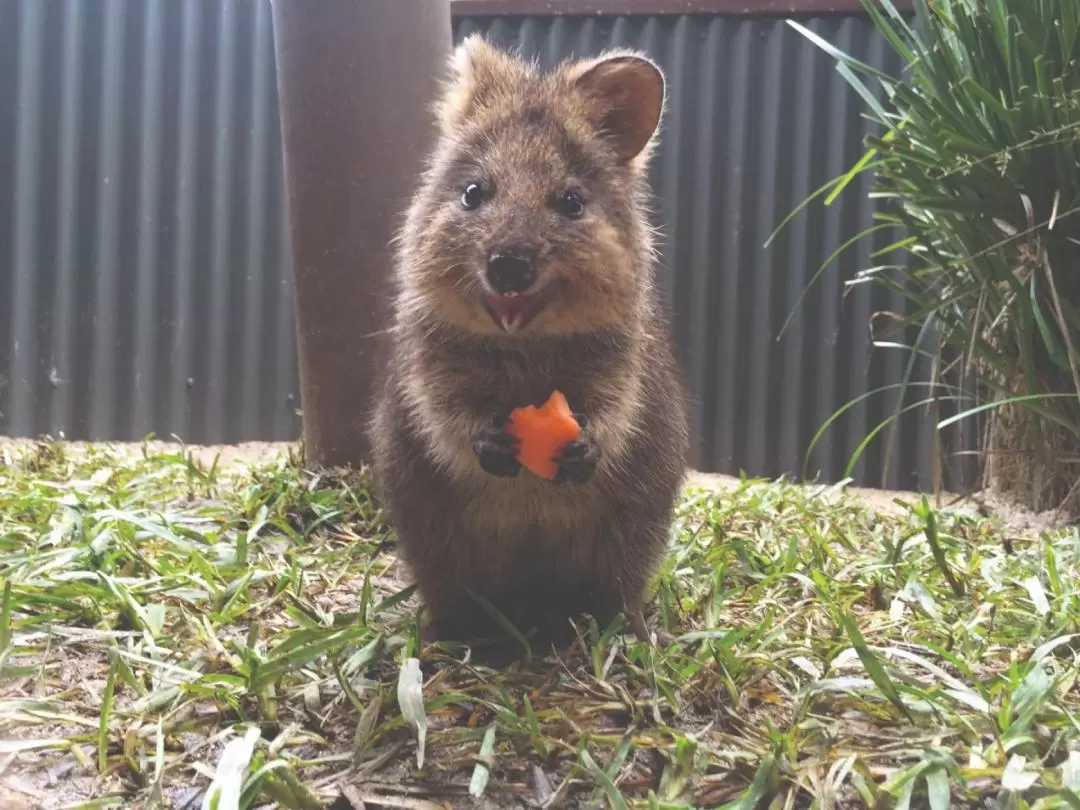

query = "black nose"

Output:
[[487, 250, 536, 295]]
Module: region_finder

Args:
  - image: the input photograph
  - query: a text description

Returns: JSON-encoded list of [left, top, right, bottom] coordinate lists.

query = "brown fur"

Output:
[[369, 36, 689, 644]]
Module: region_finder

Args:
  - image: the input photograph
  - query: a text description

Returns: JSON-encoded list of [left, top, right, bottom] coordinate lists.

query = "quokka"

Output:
[[370, 35, 689, 645]]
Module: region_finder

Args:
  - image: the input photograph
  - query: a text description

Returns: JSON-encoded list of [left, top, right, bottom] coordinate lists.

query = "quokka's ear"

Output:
[[568, 51, 665, 164], [436, 34, 520, 131]]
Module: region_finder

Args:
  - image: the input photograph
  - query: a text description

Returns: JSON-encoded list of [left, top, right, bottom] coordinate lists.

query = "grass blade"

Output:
[[98, 654, 119, 774], [581, 748, 630, 810], [835, 609, 912, 720], [469, 725, 498, 798]]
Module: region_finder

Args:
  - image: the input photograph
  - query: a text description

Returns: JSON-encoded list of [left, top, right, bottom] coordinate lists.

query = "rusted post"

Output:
[[271, 0, 451, 466]]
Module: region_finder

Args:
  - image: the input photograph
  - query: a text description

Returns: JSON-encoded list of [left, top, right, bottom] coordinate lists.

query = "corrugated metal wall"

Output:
[[0, 1, 974, 490], [0, 0, 299, 445]]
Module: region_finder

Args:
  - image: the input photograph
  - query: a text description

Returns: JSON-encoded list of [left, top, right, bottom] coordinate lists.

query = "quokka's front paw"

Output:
[[553, 430, 601, 485], [472, 416, 521, 478]]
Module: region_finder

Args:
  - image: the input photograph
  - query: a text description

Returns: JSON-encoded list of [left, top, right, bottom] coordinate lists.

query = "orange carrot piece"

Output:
[[506, 391, 582, 480]]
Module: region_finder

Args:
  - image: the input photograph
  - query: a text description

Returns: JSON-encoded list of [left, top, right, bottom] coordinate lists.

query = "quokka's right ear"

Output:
[[436, 35, 515, 131]]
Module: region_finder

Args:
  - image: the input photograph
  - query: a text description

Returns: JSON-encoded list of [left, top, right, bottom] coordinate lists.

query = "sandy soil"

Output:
[[0, 437, 1069, 536]]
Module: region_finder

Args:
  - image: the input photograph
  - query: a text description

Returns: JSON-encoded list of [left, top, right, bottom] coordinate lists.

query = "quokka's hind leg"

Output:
[[587, 518, 676, 647]]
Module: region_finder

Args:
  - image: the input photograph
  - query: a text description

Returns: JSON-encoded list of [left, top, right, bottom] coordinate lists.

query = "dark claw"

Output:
[[473, 416, 521, 478], [553, 434, 601, 485]]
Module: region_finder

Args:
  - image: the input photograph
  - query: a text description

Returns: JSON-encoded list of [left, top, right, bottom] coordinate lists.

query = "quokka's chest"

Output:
[[414, 330, 638, 412]]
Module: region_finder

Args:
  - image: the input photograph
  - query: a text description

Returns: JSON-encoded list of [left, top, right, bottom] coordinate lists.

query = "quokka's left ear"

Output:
[[567, 50, 665, 164]]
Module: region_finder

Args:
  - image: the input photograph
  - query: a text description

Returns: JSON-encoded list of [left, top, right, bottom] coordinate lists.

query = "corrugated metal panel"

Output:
[[0, 1, 975, 490], [0, 0, 300, 445]]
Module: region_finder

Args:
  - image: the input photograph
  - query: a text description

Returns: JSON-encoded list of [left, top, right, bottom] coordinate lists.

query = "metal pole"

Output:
[[271, 0, 452, 467]]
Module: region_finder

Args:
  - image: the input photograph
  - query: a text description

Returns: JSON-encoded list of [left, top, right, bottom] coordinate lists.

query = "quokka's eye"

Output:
[[553, 189, 585, 219], [461, 183, 485, 210]]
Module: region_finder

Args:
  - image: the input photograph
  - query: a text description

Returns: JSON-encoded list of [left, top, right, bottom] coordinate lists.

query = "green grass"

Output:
[[1, 441, 1078, 809]]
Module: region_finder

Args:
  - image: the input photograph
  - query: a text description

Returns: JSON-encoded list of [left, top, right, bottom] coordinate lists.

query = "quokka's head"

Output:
[[396, 35, 665, 337]]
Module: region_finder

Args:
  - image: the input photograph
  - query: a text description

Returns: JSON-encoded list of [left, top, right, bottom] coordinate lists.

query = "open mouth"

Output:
[[484, 290, 548, 333]]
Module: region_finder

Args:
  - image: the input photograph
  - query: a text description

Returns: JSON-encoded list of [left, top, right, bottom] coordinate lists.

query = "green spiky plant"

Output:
[[780, 0, 1080, 513]]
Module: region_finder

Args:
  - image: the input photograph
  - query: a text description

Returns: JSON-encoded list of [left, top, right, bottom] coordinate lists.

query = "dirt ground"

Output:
[[0, 437, 1067, 537]]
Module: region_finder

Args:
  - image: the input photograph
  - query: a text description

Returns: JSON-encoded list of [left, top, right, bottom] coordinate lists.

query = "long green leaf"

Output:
[[937, 393, 1078, 429]]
